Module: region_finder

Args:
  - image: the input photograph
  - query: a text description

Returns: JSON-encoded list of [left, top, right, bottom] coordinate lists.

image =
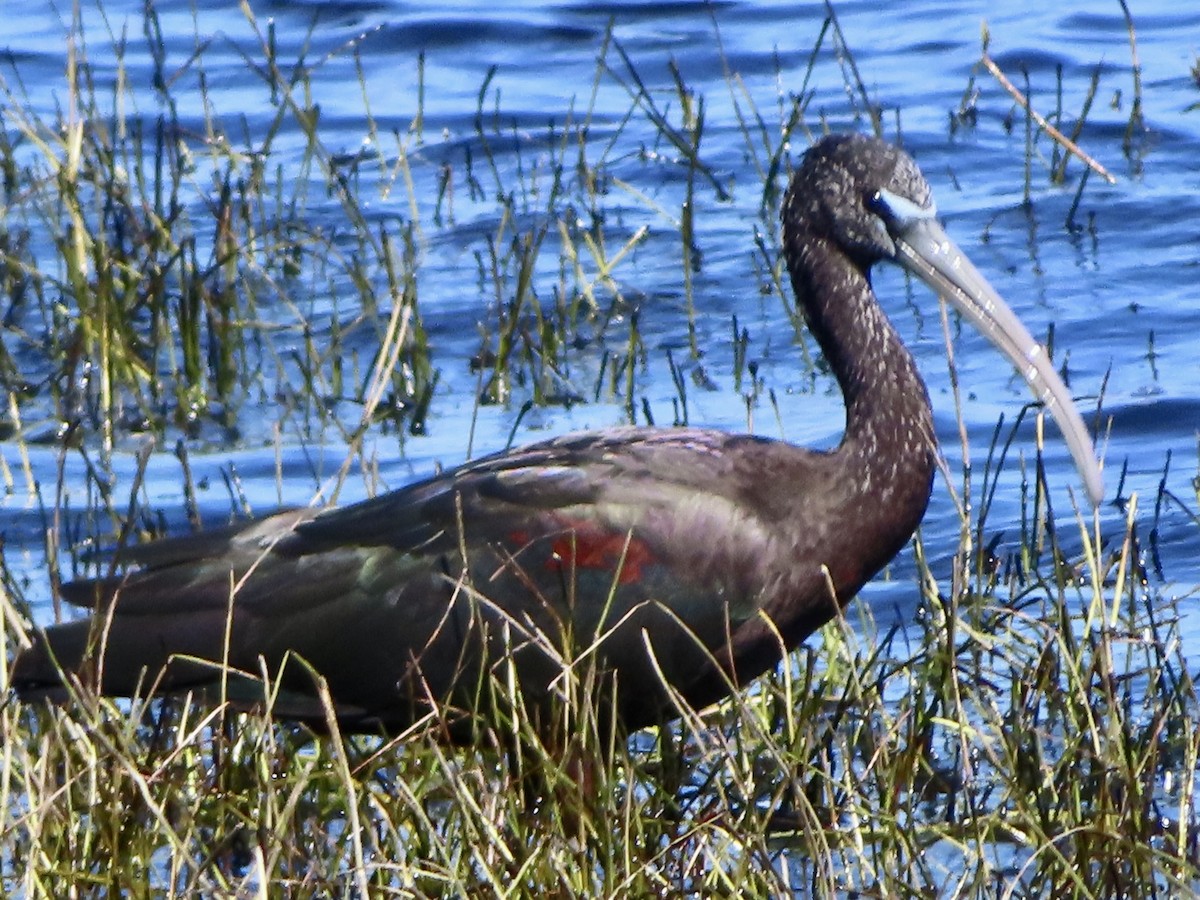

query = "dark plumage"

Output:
[[11, 134, 1103, 738]]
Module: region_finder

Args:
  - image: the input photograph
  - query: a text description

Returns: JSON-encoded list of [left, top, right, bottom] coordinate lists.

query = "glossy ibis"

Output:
[[11, 134, 1104, 737]]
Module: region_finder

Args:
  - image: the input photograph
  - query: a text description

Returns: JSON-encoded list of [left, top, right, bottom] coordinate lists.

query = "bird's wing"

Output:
[[56, 427, 774, 618], [295, 425, 755, 551]]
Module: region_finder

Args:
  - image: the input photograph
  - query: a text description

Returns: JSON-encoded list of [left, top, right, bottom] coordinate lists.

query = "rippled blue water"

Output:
[[2, 0, 1198, 681]]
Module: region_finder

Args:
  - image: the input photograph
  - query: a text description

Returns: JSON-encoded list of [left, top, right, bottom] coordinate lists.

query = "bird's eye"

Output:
[[865, 190, 902, 229]]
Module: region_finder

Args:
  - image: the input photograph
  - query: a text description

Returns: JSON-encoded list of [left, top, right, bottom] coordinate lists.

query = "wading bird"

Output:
[[12, 134, 1104, 738]]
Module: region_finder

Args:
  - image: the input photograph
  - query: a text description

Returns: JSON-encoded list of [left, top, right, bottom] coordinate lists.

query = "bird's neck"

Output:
[[790, 233, 936, 514]]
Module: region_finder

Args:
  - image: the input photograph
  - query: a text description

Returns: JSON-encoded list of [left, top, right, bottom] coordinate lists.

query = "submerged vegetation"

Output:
[[0, 2, 1198, 897]]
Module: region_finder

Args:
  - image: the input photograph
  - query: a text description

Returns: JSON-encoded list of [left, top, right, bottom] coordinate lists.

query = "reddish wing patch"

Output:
[[508, 521, 654, 585]]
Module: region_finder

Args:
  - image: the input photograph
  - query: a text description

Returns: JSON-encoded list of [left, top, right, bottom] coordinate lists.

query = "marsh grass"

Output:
[[7, 468, 1199, 896], [1, 4, 1199, 897]]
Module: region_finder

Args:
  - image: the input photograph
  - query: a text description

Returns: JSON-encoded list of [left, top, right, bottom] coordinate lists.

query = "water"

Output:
[[2, 0, 1199, 783], [4, 0, 1200, 892]]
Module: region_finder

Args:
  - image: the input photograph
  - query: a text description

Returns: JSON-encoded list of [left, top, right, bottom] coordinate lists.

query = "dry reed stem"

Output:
[[980, 43, 1117, 185]]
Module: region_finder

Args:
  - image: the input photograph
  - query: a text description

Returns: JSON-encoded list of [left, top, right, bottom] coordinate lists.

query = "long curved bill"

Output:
[[892, 213, 1104, 507]]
